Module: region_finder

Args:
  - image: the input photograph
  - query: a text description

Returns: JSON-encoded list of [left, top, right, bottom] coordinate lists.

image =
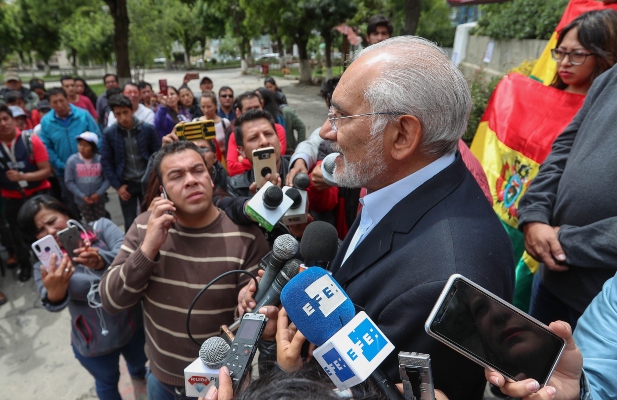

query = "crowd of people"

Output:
[[1, 8, 617, 400]]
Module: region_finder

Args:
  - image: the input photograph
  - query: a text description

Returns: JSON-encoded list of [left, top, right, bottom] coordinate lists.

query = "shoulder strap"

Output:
[[20, 130, 34, 161]]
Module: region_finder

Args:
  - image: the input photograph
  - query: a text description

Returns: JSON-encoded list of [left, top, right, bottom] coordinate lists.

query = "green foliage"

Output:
[[464, 72, 500, 145], [218, 37, 240, 59], [127, 0, 164, 68], [416, 0, 455, 47], [472, 0, 569, 40], [0, 2, 21, 65], [60, 5, 114, 65]]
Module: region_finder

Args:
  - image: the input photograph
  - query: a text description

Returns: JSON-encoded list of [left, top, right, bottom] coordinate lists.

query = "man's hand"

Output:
[[258, 305, 280, 342], [286, 159, 308, 187], [40, 254, 74, 302], [248, 173, 281, 195], [288, 213, 314, 238], [141, 197, 175, 260], [523, 222, 567, 271], [90, 193, 100, 203], [5, 170, 23, 182], [485, 321, 582, 400], [117, 184, 131, 201], [162, 131, 180, 145], [237, 269, 262, 315], [310, 163, 332, 191], [276, 307, 306, 373], [83, 196, 93, 205]]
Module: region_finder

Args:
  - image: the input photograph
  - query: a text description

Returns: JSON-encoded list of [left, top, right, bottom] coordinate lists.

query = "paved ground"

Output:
[[0, 67, 327, 400]]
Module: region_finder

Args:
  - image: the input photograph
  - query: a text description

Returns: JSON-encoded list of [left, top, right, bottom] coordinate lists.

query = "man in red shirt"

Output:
[[60, 76, 98, 120], [0, 104, 52, 282]]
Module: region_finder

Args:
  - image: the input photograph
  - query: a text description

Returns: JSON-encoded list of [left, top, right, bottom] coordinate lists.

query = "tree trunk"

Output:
[[401, 0, 421, 35], [297, 39, 312, 85], [324, 33, 333, 80], [276, 35, 286, 68], [163, 48, 173, 70], [184, 47, 191, 70], [240, 37, 251, 75], [71, 48, 78, 76], [44, 61, 50, 76], [106, 0, 131, 83]]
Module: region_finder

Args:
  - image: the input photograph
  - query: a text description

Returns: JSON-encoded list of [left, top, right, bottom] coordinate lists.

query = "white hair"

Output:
[[355, 36, 472, 155]]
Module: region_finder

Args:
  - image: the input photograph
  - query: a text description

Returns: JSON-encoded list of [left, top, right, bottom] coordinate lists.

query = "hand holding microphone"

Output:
[[276, 308, 308, 373]]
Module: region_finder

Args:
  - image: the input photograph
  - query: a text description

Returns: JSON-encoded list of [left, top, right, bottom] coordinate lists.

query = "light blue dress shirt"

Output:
[[341, 152, 455, 265]]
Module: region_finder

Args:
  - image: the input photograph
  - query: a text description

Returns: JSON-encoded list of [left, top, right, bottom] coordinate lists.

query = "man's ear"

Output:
[[235, 109, 242, 119], [237, 145, 245, 157], [390, 115, 422, 161]]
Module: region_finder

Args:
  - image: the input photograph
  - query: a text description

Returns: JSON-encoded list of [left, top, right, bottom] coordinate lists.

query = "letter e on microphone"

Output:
[[303, 274, 346, 317]]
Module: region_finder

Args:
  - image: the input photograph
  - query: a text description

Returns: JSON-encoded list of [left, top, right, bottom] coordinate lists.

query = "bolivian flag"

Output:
[[470, 73, 584, 311], [531, 0, 617, 85]]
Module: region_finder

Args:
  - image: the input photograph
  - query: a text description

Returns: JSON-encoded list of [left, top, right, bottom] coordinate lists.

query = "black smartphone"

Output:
[[57, 226, 82, 258], [425, 274, 566, 386], [160, 186, 173, 215]]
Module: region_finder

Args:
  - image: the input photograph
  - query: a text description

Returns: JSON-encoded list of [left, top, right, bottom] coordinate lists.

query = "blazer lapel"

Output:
[[332, 153, 467, 286]]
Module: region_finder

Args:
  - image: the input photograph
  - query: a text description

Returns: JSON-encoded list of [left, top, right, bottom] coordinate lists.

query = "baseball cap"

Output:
[[37, 100, 52, 112], [76, 131, 99, 146], [8, 105, 26, 118], [4, 72, 20, 83]]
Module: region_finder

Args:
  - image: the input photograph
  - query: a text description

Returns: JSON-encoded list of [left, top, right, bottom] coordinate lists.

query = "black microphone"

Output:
[[263, 185, 284, 209], [293, 172, 310, 190], [229, 259, 302, 332], [321, 152, 339, 187], [254, 234, 298, 304], [300, 221, 339, 269], [253, 259, 302, 310]]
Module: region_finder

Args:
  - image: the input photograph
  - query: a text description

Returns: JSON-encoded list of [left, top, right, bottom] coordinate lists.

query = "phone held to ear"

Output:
[[160, 186, 174, 215]]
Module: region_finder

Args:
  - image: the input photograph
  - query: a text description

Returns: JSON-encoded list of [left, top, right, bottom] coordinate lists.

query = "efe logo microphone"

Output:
[[302, 274, 347, 318]]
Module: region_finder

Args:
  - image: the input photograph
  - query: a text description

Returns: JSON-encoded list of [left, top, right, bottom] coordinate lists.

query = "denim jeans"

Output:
[[529, 273, 582, 330], [72, 326, 147, 400], [119, 180, 144, 232], [146, 369, 197, 400]]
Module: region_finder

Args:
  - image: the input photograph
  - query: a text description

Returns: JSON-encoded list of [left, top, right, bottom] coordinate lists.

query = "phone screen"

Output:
[[429, 278, 564, 384], [159, 79, 168, 96]]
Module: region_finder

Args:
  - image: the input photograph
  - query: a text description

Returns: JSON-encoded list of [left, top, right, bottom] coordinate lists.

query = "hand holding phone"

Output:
[[252, 147, 277, 190], [425, 274, 566, 386], [32, 235, 64, 272], [160, 186, 173, 215]]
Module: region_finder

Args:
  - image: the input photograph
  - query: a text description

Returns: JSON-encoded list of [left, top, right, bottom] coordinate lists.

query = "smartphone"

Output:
[[31, 235, 64, 272], [159, 79, 168, 96], [184, 72, 200, 81], [252, 147, 277, 189], [57, 226, 82, 258], [160, 186, 173, 215], [175, 120, 215, 142], [425, 274, 565, 386]]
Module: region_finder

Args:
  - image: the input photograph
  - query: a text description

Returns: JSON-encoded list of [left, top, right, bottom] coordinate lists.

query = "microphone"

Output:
[[229, 259, 302, 332], [321, 153, 339, 187], [293, 172, 310, 190], [199, 336, 230, 369], [245, 181, 294, 232], [280, 268, 400, 398], [185, 336, 229, 396], [281, 172, 310, 226], [300, 221, 339, 269], [253, 258, 302, 310], [254, 234, 298, 304]]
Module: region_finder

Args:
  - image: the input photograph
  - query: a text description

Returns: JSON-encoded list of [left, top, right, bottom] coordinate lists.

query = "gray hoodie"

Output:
[[64, 153, 110, 206]]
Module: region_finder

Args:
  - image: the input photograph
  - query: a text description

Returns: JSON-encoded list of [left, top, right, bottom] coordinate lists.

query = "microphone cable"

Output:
[[186, 270, 259, 345]]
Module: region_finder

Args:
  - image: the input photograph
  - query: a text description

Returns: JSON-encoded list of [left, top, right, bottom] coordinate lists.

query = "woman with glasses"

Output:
[[549, 9, 617, 95]]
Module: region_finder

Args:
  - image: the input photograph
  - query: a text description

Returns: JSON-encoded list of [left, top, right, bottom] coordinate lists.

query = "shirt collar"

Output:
[[54, 104, 74, 120], [360, 152, 455, 228]]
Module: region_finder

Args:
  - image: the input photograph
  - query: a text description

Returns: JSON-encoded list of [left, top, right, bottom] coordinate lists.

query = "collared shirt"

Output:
[[217, 106, 235, 122], [341, 152, 455, 265], [54, 109, 74, 128]]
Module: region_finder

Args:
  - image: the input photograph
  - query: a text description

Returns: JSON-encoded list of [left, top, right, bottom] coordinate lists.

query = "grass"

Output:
[[90, 83, 106, 96]]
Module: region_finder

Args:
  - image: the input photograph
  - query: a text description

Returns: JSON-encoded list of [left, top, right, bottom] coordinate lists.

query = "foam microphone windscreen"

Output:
[[263, 185, 283, 209], [281, 267, 355, 346], [199, 336, 230, 368], [300, 221, 339, 264], [293, 173, 310, 190]]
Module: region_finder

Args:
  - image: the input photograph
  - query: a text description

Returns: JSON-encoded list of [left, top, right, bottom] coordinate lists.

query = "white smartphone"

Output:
[[425, 274, 566, 386], [31, 235, 64, 272]]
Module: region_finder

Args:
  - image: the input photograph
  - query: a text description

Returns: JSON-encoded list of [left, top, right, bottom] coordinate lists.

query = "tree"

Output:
[[0, 2, 21, 69], [416, 0, 455, 47], [314, 0, 357, 79], [60, 5, 114, 74], [104, 0, 131, 82], [218, 0, 260, 74]]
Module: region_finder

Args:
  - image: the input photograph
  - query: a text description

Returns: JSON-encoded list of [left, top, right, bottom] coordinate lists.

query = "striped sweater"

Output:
[[100, 209, 269, 387]]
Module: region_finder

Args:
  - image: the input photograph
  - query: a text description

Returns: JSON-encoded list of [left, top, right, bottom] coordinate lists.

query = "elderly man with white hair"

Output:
[[322, 36, 515, 399]]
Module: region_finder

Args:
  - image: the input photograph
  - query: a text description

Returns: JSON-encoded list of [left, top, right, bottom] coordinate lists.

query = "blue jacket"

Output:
[[100, 119, 161, 189], [39, 104, 101, 176], [574, 272, 617, 400]]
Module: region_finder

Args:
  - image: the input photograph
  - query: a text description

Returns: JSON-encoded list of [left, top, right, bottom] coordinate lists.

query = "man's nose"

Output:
[[319, 119, 336, 141]]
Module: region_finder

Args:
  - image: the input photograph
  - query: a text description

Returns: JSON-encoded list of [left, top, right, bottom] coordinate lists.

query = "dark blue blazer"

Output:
[[330, 153, 515, 400]]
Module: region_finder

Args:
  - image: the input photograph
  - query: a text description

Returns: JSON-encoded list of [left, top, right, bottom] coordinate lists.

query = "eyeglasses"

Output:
[[327, 106, 404, 132], [220, 94, 233, 98], [550, 49, 594, 66]]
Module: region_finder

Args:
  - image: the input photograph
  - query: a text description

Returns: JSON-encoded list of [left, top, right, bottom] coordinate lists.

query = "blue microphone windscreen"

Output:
[[281, 267, 355, 346]]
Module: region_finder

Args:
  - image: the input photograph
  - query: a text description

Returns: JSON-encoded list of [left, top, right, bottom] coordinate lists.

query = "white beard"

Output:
[[330, 134, 386, 188]]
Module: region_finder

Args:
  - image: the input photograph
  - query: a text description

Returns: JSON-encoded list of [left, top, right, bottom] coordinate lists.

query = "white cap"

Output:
[[76, 131, 99, 146]]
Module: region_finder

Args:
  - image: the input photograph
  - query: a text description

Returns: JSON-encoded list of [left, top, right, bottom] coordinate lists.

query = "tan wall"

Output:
[[459, 35, 548, 80]]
